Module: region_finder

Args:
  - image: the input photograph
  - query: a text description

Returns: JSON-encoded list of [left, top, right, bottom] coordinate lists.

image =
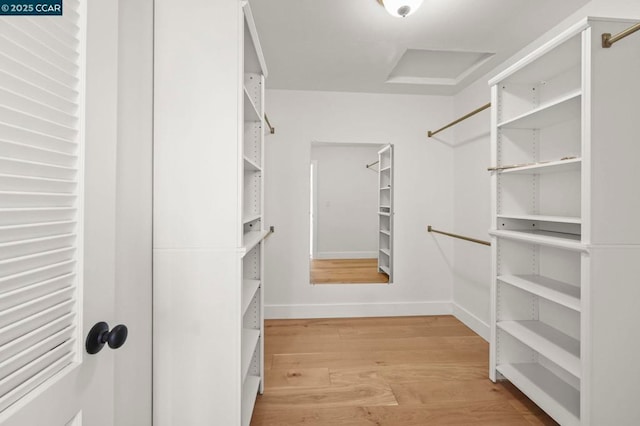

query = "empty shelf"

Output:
[[497, 214, 581, 224], [243, 213, 261, 225], [379, 230, 390, 236], [242, 229, 269, 256], [490, 229, 585, 251], [378, 212, 390, 217], [242, 279, 261, 316], [498, 90, 581, 129], [243, 88, 261, 123], [379, 248, 390, 256], [499, 158, 581, 175], [379, 265, 390, 275], [241, 375, 261, 426], [498, 275, 580, 312], [380, 166, 391, 172], [241, 328, 260, 383], [243, 156, 261, 171], [497, 363, 579, 426], [498, 320, 580, 378]]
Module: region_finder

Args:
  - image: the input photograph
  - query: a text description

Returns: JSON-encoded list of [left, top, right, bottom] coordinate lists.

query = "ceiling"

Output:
[[249, 0, 589, 95]]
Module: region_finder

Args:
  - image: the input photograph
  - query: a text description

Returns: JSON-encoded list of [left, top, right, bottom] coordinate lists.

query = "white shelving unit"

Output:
[[377, 145, 393, 282], [153, 1, 269, 424], [489, 17, 640, 425], [241, 4, 268, 426]]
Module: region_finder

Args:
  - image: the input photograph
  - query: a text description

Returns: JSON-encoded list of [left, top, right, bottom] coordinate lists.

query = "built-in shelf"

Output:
[[379, 187, 391, 191], [378, 212, 390, 217], [241, 328, 260, 383], [498, 274, 580, 312], [497, 214, 581, 224], [379, 265, 390, 275], [243, 88, 260, 123], [490, 229, 584, 251], [379, 248, 390, 256], [242, 279, 261, 316], [380, 166, 391, 172], [379, 230, 390, 236], [497, 363, 580, 426], [380, 205, 391, 209], [243, 213, 261, 225], [244, 156, 261, 171], [498, 90, 581, 129], [498, 320, 580, 378], [499, 158, 581, 175], [241, 375, 261, 426], [242, 229, 269, 256]]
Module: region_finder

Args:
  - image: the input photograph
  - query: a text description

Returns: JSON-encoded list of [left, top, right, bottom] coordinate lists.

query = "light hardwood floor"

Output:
[[310, 258, 389, 284], [251, 316, 557, 426]]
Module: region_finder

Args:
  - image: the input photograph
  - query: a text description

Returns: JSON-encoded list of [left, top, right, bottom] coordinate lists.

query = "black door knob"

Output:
[[86, 322, 128, 354]]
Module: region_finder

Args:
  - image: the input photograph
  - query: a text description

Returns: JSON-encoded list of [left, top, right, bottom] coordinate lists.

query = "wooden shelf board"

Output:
[[379, 230, 390, 236], [242, 229, 269, 256], [243, 87, 261, 123], [497, 214, 581, 224], [378, 212, 390, 217], [379, 187, 391, 191], [498, 274, 580, 312], [243, 156, 261, 171], [241, 328, 260, 383], [498, 90, 581, 129], [498, 320, 580, 378], [499, 158, 581, 175], [497, 363, 580, 426], [380, 166, 391, 172], [490, 229, 585, 252], [242, 279, 261, 316], [379, 248, 390, 256], [241, 375, 261, 426]]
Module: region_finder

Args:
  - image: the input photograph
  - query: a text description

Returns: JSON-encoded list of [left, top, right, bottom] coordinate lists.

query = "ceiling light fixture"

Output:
[[377, 0, 424, 18]]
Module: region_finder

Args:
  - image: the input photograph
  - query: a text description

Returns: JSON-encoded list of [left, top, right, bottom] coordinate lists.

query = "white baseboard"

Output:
[[265, 301, 452, 319], [314, 251, 378, 260], [452, 302, 490, 341]]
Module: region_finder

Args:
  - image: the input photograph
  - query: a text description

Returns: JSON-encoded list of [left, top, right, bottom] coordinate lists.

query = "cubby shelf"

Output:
[[499, 158, 581, 175], [243, 87, 261, 123], [498, 274, 580, 312], [241, 328, 260, 383], [241, 375, 261, 426], [490, 229, 584, 251], [497, 90, 581, 129], [496, 214, 581, 224], [497, 363, 580, 426], [242, 279, 261, 316], [498, 320, 581, 378]]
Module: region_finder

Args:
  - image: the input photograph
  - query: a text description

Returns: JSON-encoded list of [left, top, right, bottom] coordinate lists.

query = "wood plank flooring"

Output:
[[310, 259, 389, 284], [251, 316, 557, 426]]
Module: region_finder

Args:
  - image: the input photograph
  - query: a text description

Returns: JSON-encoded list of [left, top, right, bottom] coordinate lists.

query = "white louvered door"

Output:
[[0, 1, 122, 425]]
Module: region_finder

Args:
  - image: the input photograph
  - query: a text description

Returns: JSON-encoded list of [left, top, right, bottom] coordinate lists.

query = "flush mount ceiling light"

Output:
[[377, 0, 424, 18]]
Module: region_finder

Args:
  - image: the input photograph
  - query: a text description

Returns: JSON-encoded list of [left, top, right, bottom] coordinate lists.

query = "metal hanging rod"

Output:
[[264, 114, 275, 134], [602, 21, 640, 48], [366, 160, 379, 169], [427, 225, 491, 246], [427, 103, 491, 138]]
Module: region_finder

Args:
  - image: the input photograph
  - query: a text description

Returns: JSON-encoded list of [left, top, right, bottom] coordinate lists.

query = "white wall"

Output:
[[311, 144, 380, 259], [264, 90, 455, 318], [451, 0, 640, 340]]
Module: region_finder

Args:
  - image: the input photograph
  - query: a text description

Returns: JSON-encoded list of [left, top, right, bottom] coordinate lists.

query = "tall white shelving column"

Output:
[[153, 1, 268, 425], [488, 17, 640, 426], [377, 145, 393, 281]]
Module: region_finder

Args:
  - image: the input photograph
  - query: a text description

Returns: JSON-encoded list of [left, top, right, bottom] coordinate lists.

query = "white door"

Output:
[[0, 1, 152, 425]]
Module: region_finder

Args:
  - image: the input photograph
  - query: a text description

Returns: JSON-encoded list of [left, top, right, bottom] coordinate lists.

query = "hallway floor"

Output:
[[251, 316, 557, 425]]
